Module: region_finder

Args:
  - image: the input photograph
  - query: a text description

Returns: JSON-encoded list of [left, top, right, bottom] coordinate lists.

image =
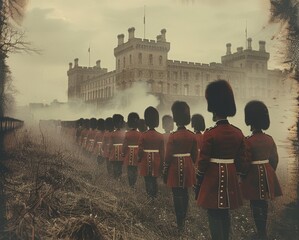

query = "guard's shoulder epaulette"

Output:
[[205, 125, 217, 132], [230, 124, 242, 131]]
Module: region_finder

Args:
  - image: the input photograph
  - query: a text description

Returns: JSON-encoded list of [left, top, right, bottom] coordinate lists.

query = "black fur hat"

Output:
[[171, 101, 190, 126], [105, 117, 114, 131], [205, 80, 236, 117], [128, 112, 140, 129], [144, 106, 159, 128], [76, 118, 84, 128], [83, 118, 90, 129], [245, 100, 270, 130], [138, 119, 148, 132], [97, 118, 105, 131], [191, 114, 206, 132], [112, 114, 124, 129], [162, 115, 174, 132], [90, 118, 97, 130]]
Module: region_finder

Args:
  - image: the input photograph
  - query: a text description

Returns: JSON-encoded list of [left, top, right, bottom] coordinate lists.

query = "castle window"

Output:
[[206, 74, 210, 81], [149, 70, 153, 78], [183, 72, 189, 81], [138, 53, 142, 64], [149, 54, 153, 65], [123, 56, 126, 68], [256, 64, 259, 73], [173, 71, 178, 80], [167, 83, 170, 94], [138, 70, 143, 77], [158, 82, 163, 93], [118, 59, 120, 69], [130, 54, 132, 64], [159, 55, 163, 65], [173, 84, 178, 94], [159, 72, 164, 78], [195, 85, 200, 96], [184, 85, 189, 96], [240, 63, 243, 68]]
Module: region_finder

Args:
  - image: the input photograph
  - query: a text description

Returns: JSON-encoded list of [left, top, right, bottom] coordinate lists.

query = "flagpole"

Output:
[[245, 20, 247, 49], [143, 5, 146, 39], [88, 44, 91, 67]]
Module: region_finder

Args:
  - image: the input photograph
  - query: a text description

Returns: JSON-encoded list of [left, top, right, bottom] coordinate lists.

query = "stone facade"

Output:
[[67, 27, 285, 107]]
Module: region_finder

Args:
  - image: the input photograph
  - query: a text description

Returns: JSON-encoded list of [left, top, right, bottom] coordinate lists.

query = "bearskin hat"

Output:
[[162, 115, 174, 132], [191, 114, 206, 132], [144, 106, 159, 128], [105, 117, 114, 131], [112, 114, 124, 129], [83, 118, 90, 129], [76, 118, 84, 128], [171, 101, 190, 126], [205, 80, 236, 117], [97, 118, 105, 131], [245, 100, 270, 130], [128, 112, 140, 129], [89, 118, 97, 130], [138, 119, 148, 132]]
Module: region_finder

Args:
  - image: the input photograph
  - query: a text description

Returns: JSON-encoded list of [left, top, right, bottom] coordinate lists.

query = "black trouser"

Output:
[[112, 161, 123, 179], [172, 188, 189, 231], [250, 200, 268, 238], [144, 176, 158, 198], [106, 158, 113, 176], [127, 166, 138, 187], [207, 209, 230, 240]]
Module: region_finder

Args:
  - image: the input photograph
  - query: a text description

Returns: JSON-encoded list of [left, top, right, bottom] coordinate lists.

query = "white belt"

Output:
[[97, 141, 102, 144], [144, 149, 159, 153], [128, 145, 138, 148], [210, 158, 234, 164], [173, 153, 190, 157], [113, 144, 123, 146], [251, 160, 269, 164]]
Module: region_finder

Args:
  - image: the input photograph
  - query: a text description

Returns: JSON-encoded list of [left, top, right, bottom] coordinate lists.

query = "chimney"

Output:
[[117, 34, 125, 45], [74, 58, 79, 67], [226, 43, 232, 55], [237, 47, 243, 53], [96, 60, 101, 68], [69, 62, 73, 70], [161, 29, 166, 41], [156, 34, 162, 42], [128, 27, 135, 40], [259, 40, 266, 52], [247, 38, 252, 50]]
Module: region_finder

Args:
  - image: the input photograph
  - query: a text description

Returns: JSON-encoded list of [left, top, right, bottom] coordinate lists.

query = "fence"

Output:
[[0, 117, 24, 132]]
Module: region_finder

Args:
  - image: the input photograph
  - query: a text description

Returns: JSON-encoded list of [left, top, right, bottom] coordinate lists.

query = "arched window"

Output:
[[159, 55, 163, 65], [149, 54, 153, 65]]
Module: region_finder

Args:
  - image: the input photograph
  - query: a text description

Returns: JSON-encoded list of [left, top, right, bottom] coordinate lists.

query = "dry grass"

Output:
[[0, 127, 297, 239]]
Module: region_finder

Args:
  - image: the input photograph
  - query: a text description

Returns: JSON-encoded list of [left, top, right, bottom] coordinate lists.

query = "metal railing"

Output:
[[0, 117, 24, 132]]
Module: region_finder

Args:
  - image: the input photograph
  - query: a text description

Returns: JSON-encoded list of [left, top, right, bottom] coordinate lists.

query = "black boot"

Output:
[[251, 204, 268, 239], [207, 209, 229, 240], [173, 195, 185, 232]]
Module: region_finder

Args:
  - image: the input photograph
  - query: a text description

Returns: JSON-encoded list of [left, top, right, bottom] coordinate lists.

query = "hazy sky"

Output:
[[7, 0, 283, 105]]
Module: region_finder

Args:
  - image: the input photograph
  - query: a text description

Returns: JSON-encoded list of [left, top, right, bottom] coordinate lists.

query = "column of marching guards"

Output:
[[62, 79, 282, 240]]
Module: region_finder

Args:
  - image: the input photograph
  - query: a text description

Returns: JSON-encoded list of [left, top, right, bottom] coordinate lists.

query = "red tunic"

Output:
[[93, 130, 105, 156], [194, 132, 203, 167], [165, 127, 198, 188], [80, 129, 89, 148], [108, 129, 126, 161], [123, 129, 141, 166], [138, 129, 164, 177], [86, 129, 97, 152], [241, 131, 282, 200], [197, 120, 247, 210], [102, 131, 112, 158]]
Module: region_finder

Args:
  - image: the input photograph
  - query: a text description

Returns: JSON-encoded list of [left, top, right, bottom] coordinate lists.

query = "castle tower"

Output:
[[113, 27, 170, 93]]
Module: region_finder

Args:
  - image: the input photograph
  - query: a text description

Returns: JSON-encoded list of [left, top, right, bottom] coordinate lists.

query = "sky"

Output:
[[7, 0, 284, 106]]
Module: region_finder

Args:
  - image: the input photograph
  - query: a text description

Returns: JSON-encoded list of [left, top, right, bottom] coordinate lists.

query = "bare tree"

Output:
[[0, 0, 30, 235]]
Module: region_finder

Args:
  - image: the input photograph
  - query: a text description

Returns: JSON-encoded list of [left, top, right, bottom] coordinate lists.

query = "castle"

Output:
[[67, 27, 285, 108]]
